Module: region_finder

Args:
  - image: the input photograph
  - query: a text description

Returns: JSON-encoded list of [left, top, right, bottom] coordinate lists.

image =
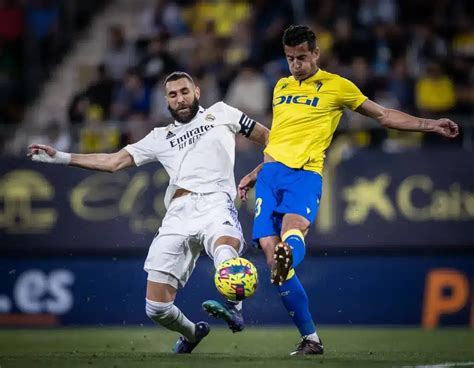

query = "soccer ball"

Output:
[[214, 257, 258, 301]]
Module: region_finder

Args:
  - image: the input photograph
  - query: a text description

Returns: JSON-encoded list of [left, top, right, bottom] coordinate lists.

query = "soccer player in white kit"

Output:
[[27, 71, 269, 353]]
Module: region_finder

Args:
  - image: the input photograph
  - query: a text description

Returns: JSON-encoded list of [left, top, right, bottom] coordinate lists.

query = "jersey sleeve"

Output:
[[221, 102, 257, 137], [337, 77, 368, 110], [124, 130, 160, 166]]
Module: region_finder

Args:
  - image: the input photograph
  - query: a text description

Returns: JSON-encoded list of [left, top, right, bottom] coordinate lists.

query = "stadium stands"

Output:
[[0, 0, 472, 155]]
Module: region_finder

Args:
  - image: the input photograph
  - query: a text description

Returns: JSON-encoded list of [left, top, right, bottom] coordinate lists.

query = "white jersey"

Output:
[[124, 102, 256, 208]]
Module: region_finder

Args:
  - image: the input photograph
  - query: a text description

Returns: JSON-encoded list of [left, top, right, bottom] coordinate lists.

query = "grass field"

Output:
[[0, 327, 473, 368]]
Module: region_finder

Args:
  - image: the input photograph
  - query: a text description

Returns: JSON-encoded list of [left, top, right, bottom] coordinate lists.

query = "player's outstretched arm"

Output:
[[27, 144, 134, 172], [238, 163, 263, 201], [246, 122, 269, 147], [237, 122, 268, 200], [355, 100, 459, 138]]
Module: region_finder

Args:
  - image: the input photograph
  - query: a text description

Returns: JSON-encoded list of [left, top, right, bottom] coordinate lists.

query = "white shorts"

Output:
[[144, 192, 245, 289]]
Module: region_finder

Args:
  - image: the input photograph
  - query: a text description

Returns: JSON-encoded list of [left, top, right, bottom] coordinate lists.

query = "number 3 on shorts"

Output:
[[255, 197, 262, 218]]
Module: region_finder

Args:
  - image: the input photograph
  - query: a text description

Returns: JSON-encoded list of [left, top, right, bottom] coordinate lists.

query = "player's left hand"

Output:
[[431, 118, 459, 138], [238, 173, 257, 201]]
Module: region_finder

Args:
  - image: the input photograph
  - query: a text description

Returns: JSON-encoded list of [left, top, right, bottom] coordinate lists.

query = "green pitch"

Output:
[[1, 327, 473, 368]]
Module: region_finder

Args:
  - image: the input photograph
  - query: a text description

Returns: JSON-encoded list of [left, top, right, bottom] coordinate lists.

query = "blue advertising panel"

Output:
[[315, 150, 474, 247], [1, 255, 473, 327], [0, 150, 473, 252]]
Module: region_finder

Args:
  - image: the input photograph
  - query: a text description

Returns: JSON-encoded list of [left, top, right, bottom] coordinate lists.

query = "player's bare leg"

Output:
[[259, 235, 286, 284], [259, 235, 280, 267], [202, 236, 245, 332], [146, 280, 176, 302], [146, 280, 210, 353], [281, 214, 310, 238]]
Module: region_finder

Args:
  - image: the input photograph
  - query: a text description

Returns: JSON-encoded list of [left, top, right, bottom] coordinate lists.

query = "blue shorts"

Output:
[[252, 162, 322, 244]]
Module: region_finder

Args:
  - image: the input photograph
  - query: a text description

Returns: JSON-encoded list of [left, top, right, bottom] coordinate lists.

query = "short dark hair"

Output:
[[282, 25, 317, 51], [164, 71, 194, 86]]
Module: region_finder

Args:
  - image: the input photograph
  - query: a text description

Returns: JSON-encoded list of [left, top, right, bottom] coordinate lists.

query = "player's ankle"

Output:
[[226, 300, 242, 311], [303, 332, 320, 343]]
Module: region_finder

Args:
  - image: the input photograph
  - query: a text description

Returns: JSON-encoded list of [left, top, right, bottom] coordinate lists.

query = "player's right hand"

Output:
[[27, 144, 71, 164], [27, 144, 57, 160], [238, 173, 257, 201]]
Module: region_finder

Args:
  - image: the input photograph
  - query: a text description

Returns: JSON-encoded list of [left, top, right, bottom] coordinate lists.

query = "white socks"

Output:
[[213, 244, 238, 269], [145, 299, 196, 342], [304, 332, 320, 343]]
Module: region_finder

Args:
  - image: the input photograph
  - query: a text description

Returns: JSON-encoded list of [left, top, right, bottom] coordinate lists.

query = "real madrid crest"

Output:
[[205, 114, 216, 121]]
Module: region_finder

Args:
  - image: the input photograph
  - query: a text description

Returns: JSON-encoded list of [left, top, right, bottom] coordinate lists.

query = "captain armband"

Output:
[[238, 114, 256, 137]]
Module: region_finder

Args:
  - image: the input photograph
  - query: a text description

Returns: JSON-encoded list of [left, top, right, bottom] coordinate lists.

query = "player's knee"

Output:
[[293, 222, 309, 236], [214, 236, 240, 253], [282, 215, 310, 236], [285, 223, 308, 236], [145, 298, 174, 324]]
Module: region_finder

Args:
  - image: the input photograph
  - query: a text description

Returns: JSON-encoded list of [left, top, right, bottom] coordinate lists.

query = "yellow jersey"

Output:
[[264, 69, 367, 174]]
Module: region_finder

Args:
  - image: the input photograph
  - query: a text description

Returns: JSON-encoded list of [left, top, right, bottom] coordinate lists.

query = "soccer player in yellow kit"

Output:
[[238, 25, 459, 355]]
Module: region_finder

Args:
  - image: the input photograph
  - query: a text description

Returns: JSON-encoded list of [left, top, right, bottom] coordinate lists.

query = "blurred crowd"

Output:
[[2, 0, 473, 154], [0, 0, 108, 125]]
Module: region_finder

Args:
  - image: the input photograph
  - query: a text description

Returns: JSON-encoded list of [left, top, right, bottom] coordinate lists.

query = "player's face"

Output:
[[166, 78, 201, 123], [284, 42, 320, 81]]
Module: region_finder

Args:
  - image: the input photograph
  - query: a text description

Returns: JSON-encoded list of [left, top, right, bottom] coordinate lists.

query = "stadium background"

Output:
[[0, 0, 473, 364]]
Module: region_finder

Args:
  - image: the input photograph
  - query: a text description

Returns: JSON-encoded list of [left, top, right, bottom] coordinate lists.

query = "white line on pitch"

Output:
[[400, 363, 474, 368]]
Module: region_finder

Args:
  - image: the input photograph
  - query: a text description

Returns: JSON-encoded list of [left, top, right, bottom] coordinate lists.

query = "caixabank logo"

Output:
[[342, 174, 474, 224]]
